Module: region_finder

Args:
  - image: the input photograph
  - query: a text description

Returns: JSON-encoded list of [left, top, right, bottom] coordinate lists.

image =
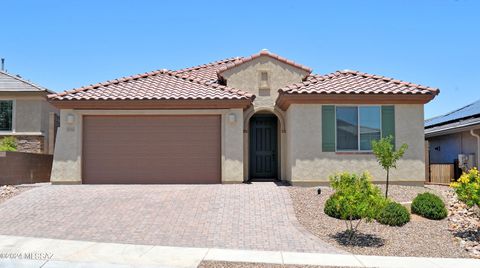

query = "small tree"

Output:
[[329, 172, 386, 239], [372, 136, 408, 198], [0, 136, 17, 152]]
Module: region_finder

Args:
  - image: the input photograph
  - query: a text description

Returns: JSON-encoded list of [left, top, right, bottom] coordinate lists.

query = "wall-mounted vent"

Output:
[[259, 70, 270, 90]]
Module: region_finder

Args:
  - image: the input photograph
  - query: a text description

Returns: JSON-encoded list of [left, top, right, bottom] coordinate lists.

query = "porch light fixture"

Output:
[[228, 113, 236, 123], [66, 114, 75, 124]]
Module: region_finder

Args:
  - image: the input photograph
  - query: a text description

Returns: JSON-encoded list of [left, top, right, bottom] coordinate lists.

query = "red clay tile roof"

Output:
[[278, 70, 439, 96], [49, 69, 253, 101], [216, 50, 312, 78], [173, 57, 242, 85]]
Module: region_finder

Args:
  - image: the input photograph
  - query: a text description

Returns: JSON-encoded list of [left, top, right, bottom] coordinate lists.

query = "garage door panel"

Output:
[[82, 115, 221, 184]]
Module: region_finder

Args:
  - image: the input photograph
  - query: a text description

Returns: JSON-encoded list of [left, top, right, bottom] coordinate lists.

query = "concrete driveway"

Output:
[[0, 182, 341, 253]]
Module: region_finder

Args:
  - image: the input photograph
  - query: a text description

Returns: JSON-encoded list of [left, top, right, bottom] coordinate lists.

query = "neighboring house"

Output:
[[0, 71, 59, 154], [425, 100, 480, 173], [48, 50, 438, 185]]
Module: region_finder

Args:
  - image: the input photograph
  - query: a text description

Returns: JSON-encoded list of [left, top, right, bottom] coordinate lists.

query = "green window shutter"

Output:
[[322, 105, 335, 152], [381, 105, 395, 147]]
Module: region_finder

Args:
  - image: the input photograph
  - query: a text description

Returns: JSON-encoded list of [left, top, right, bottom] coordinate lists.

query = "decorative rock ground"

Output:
[[444, 188, 480, 258], [0, 185, 19, 200]]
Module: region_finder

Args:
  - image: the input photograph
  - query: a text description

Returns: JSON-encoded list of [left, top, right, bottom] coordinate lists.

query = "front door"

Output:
[[249, 115, 278, 179]]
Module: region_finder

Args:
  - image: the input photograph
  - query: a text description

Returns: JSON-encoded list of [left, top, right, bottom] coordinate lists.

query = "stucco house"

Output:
[[49, 50, 438, 185], [0, 70, 58, 154]]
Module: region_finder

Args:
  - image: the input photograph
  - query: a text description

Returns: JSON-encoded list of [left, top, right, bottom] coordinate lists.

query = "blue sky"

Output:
[[1, 0, 478, 118]]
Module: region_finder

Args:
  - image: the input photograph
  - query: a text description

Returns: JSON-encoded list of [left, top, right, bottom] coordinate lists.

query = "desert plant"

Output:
[[324, 193, 360, 220], [376, 201, 410, 226], [328, 172, 386, 239], [411, 192, 447, 220], [450, 167, 480, 208], [371, 135, 408, 198], [0, 136, 17, 152]]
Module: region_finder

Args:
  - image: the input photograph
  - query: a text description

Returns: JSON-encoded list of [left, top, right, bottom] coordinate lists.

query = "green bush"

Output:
[[411, 192, 447, 220], [324, 193, 360, 220], [450, 168, 480, 207], [0, 136, 17, 152], [376, 202, 410, 226], [327, 172, 386, 238]]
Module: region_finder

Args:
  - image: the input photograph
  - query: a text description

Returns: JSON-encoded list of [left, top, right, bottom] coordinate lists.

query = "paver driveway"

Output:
[[0, 183, 341, 253]]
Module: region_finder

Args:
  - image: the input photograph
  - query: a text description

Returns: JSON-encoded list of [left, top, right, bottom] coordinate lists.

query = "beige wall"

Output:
[[222, 56, 309, 107], [285, 104, 425, 185], [50, 109, 244, 184], [0, 93, 59, 153]]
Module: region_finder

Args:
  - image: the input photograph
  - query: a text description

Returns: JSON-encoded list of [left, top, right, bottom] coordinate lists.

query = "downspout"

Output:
[[470, 129, 480, 168]]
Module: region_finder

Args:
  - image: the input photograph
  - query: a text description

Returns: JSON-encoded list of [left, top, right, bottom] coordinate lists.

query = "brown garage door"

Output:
[[82, 115, 221, 184]]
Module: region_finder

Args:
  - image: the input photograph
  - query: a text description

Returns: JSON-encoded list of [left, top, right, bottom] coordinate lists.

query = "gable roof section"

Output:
[[276, 70, 439, 110], [49, 69, 254, 109], [0, 71, 54, 94], [216, 50, 312, 79], [173, 57, 241, 85], [425, 99, 480, 128]]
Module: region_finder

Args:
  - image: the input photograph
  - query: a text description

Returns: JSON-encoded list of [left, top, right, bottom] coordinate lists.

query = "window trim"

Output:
[[0, 99, 16, 133], [334, 104, 382, 152]]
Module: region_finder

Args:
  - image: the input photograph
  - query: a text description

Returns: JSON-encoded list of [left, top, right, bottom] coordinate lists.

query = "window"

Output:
[[0, 100, 13, 131], [336, 106, 381, 151]]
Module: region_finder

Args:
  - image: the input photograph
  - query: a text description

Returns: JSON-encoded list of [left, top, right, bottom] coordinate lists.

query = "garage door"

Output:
[[82, 115, 221, 184]]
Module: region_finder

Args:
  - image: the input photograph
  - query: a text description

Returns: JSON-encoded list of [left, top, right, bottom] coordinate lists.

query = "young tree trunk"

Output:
[[385, 168, 390, 198]]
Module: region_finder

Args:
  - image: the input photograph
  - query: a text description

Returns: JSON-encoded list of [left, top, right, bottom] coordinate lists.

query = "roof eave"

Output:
[[49, 99, 254, 110], [276, 93, 437, 111]]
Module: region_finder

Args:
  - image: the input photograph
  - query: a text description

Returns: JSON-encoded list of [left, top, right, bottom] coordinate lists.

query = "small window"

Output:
[[0, 100, 13, 131], [336, 106, 381, 151]]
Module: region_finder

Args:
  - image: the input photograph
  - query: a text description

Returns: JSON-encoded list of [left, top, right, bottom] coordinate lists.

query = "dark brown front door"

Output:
[[249, 115, 278, 179]]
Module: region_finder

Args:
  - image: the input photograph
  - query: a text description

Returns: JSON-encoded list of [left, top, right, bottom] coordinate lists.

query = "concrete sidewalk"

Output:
[[0, 235, 478, 268]]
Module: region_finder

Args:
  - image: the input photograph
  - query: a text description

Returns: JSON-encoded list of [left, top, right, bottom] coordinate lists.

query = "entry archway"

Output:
[[243, 107, 286, 181]]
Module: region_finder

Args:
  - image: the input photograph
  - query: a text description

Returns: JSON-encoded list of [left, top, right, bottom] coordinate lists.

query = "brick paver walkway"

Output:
[[0, 183, 341, 253]]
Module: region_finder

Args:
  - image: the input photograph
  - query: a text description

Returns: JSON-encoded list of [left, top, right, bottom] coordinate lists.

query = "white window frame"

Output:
[[334, 105, 382, 152], [0, 99, 16, 133]]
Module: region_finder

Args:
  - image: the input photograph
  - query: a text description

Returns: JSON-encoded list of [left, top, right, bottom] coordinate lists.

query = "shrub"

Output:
[[0, 136, 17, 152], [324, 193, 360, 220], [376, 202, 410, 226], [411, 192, 447, 220], [327, 172, 386, 238], [450, 168, 480, 208]]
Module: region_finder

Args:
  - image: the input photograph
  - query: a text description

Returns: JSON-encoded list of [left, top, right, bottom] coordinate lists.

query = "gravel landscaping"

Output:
[[0, 185, 34, 204], [288, 185, 469, 258], [198, 261, 346, 268], [428, 185, 480, 258]]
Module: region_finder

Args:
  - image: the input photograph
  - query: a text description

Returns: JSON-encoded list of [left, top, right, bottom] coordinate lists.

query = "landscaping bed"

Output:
[[288, 185, 469, 258], [0, 185, 33, 204], [429, 185, 480, 257]]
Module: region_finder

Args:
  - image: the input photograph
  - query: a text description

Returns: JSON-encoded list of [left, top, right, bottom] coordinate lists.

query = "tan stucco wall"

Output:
[[222, 56, 308, 107], [0, 93, 59, 153], [285, 104, 426, 184], [50, 109, 244, 184]]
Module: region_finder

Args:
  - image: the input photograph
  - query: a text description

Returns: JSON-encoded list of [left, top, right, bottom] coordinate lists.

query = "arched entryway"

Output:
[[249, 114, 278, 179], [243, 107, 286, 181]]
